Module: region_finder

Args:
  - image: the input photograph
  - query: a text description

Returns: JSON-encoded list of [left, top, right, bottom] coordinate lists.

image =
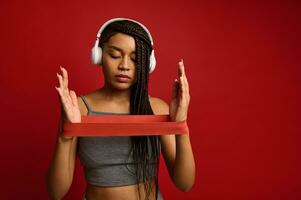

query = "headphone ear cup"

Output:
[[91, 46, 103, 65], [149, 50, 156, 73]]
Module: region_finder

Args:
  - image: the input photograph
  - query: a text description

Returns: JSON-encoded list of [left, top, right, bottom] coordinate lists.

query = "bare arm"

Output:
[[46, 113, 78, 199], [151, 59, 195, 192], [46, 66, 81, 199], [151, 97, 195, 192], [162, 132, 195, 192]]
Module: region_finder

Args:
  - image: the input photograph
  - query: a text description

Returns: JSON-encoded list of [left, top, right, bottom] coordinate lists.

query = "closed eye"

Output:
[[110, 54, 121, 59]]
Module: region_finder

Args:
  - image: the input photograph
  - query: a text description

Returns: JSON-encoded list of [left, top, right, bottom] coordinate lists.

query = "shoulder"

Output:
[[76, 92, 96, 116], [76, 90, 99, 115], [149, 96, 169, 115], [76, 95, 88, 115]]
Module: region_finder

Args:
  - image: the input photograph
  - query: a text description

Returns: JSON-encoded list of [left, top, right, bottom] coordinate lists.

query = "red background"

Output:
[[0, 1, 300, 199]]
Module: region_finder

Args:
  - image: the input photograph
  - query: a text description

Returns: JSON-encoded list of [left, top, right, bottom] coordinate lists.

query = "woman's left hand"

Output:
[[169, 59, 190, 122]]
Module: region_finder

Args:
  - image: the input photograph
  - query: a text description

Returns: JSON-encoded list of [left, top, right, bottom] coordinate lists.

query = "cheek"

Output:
[[102, 56, 116, 73], [102, 54, 112, 67], [101, 63, 113, 78]]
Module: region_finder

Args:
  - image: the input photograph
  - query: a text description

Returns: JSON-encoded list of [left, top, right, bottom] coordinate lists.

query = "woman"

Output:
[[47, 18, 195, 200]]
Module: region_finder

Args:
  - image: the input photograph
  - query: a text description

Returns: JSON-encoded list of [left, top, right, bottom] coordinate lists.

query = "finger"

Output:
[[182, 77, 190, 103], [55, 84, 62, 94], [179, 59, 185, 77], [179, 76, 185, 98], [57, 72, 68, 100], [56, 72, 70, 107], [55, 70, 61, 93], [179, 59, 186, 86], [60, 66, 72, 104], [70, 90, 78, 107], [55, 86, 62, 98], [171, 79, 179, 99], [60, 66, 69, 88], [57, 72, 62, 87], [183, 72, 189, 96], [178, 60, 183, 78], [180, 59, 190, 95], [178, 60, 187, 96], [183, 77, 189, 95], [55, 86, 68, 108], [56, 73, 64, 94]]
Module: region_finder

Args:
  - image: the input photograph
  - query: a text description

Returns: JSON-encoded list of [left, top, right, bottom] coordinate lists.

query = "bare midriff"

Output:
[[85, 178, 157, 200]]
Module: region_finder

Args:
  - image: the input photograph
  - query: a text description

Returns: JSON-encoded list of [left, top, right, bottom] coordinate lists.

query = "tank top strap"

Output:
[[79, 95, 92, 112]]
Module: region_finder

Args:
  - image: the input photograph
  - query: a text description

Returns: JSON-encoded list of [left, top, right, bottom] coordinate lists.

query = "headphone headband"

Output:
[[96, 18, 154, 46]]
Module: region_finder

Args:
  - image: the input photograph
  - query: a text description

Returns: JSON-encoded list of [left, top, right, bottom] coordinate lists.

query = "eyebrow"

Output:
[[107, 45, 135, 54]]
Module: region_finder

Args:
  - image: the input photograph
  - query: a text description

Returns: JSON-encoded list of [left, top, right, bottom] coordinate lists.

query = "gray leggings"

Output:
[[82, 189, 163, 200]]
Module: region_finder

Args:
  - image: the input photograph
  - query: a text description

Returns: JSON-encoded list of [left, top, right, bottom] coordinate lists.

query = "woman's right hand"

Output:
[[55, 66, 81, 138]]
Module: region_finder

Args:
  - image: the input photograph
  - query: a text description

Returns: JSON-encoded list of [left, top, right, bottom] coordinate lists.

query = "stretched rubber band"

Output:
[[63, 115, 189, 136]]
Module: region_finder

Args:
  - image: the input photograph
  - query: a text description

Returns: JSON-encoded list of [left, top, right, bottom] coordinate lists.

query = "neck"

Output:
[[99, 83, 132, 103]]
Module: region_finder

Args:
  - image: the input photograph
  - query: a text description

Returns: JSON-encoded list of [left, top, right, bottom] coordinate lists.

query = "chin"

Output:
[[112, 82, 133, 91]]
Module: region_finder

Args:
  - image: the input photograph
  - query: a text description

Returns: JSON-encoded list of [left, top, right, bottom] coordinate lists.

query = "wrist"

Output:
[[170, 116, 187, 122], [57, 134, 74, 143]]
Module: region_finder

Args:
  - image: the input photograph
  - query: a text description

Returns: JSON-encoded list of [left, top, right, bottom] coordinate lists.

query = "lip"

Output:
[[115, 74, 130, 83], [115, 74, 130, 79]]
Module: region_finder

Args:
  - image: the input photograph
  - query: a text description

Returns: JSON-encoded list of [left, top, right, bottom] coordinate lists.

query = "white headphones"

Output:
[[91, 17, 156, 73]]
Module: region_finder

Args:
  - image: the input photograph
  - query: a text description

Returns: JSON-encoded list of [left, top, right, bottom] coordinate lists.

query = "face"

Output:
[[101, 33, 137, 91]]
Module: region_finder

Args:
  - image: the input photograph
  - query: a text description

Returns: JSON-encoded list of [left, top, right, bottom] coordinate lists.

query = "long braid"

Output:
[[132, 37, 160, 200], [99, 20, 160, 200]]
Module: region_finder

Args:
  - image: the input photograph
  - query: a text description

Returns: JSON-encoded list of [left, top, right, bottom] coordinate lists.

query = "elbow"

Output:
[[46, 180, 64, 200], [173, 175, 195, 192], [46, 182, 66, 200], [46, 172, 69, 200], [176, 181, 195, 192], [46, 183, 63, 200], [180, 185, 193, 192], [47, 193, 63, 200]]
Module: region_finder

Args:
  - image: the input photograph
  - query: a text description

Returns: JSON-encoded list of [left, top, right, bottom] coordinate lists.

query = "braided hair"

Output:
[[99, 20, 161, 200]]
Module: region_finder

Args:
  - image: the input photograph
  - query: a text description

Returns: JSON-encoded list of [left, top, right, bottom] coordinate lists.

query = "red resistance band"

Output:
[[63, 115, 189, 137]]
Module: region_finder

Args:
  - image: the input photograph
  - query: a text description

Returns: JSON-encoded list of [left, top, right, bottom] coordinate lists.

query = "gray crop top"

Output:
[[77, 95, 158, 188]]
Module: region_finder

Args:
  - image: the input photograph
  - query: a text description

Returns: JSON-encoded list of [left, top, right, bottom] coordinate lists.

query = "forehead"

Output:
[[105, 33, 136, 53]]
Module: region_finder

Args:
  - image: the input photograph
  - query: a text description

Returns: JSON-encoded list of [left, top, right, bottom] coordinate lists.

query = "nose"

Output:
[[118, 57, 131, 71]]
